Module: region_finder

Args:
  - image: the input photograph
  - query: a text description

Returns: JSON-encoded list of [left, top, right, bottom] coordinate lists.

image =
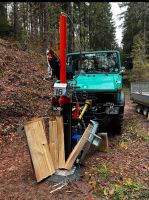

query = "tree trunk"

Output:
[[89, 3, 91, 50], [83, 2, 86, 51], [32, 3, 39, 37], [22, 2, 26, 31], [43, 2, 49, 52], [29, 3, 33, 36], [68, 2, 74, 53], [0, 2, 7, 21], [39, 3, 43, 41], [145, 4, 149, 55], [78, 2, 82, 52], [13, 2, 19, 39]]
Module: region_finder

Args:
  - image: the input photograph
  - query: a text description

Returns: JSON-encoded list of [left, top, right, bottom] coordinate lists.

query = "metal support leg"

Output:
[[62, 103, 72, 159]]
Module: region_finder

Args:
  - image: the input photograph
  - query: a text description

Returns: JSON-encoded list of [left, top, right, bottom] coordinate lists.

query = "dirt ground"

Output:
[[0, 92, 149, 200], [0, 38, 148, 199]]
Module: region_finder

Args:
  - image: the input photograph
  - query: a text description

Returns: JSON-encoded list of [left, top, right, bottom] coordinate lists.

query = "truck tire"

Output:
[[143, 107, 148, 117], [120, 91, 125, 106], [136, 104, 143, 114], [119, 91, 125, 114], [119, 106, 124, 114], [107, 114, 123, 135]]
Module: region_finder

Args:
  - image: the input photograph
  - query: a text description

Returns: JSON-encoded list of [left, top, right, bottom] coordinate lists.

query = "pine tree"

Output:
[[1, 2, 117, 53], [89, 3, 116, 50], [131, 34, 149, 81], [122, 2, 149, 55], [0, 2, 12, 37]]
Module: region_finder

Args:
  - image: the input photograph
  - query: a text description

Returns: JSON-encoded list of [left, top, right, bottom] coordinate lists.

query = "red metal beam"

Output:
[[60, 14, 67, 83]]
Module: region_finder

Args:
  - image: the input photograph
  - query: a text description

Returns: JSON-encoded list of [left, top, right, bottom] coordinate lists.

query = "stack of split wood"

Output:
[[24, 116, 108, 182]]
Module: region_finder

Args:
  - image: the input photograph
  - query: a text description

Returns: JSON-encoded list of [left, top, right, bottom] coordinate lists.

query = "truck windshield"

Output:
[[67, 51, 119, 74]]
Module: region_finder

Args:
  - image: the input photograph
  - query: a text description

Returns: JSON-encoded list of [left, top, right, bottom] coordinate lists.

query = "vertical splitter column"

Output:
[[59, 14, 72, 159], [60, 14, 67, 84]]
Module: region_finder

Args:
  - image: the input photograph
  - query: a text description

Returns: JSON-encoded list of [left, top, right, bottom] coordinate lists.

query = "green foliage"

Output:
[[130, 34, 149, 81], [0, 18, 12, 37], [1, 2, 117, 52], [96, 163, 110, 179], [88, 2, 117, 51], [121, 3, 149, 81], [88, 163, 111, 181], [96, 180, 149, 200], [127, 119, 149, 142], [122, 2, 149, 55], [0, 2, 12, 37]]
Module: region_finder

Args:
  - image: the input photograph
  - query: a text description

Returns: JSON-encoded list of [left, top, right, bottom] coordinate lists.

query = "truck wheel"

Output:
[[136, 105, 143, 114], [119, 91, 125, 114], [143, 107, 148, 116], [107, 114, 123, 135], [119, 106, 124, 114]]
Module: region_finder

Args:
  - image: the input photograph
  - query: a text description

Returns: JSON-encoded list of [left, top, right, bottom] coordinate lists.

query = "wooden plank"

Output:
[[24, 118, 55, 182], [64, 124, 93, 170], [56, 116, 65, 168], [49, 120, 59, 169]]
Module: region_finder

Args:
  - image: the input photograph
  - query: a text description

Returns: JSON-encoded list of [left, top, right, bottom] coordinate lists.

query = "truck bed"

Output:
[[130, 82, 149, 106], [131, 93, 149, 105]]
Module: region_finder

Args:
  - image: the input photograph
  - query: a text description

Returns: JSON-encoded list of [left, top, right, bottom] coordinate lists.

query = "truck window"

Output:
[[67, 51, 119, 74]]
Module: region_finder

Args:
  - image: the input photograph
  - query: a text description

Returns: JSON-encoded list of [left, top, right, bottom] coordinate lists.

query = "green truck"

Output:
[[67, 50, 125, 135]]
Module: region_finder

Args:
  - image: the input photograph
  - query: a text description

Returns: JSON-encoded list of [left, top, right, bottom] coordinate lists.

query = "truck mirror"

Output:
[[119, 66, 126, 75]]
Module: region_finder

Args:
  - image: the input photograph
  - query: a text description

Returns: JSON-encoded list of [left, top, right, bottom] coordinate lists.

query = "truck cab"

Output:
[[67, 50, 125, 134]]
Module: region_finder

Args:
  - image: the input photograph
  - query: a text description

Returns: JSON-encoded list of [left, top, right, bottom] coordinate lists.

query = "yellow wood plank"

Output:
[[56, 116, 65, 168], [65, 124, 93, 170], [24, 118, 55, 182], [49, 120, 59, 169]]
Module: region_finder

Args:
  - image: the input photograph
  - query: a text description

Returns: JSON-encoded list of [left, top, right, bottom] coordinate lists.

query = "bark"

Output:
[[83, 2, 86, 51], [78, 2, 81, 50], [43, 2, 49, 52], [13, 2, 19, 39], [29, 3, 33, 35], [68, 2, 74, 53], [32, 3, 39, 36], [39, 3, 43, 41], [0, 2, 7, 21]]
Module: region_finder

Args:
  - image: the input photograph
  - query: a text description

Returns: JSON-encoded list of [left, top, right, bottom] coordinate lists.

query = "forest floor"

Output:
[[0, 39, 149, 200]]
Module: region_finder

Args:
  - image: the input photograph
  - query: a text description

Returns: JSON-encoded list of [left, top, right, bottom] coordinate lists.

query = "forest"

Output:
[[0, 2, 149, 200], [1, 2, 149, 80]]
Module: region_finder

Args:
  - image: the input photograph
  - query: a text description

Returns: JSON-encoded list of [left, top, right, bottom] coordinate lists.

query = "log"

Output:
[[64, 123, 93, 170], [24, 118, 55, 182]]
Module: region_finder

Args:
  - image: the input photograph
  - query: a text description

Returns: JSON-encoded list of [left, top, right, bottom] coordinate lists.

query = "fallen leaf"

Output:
[[103, 188, 108, 196], [119, 141, 129, 149], [109, 188, 115, 196], [89, 180, 97, 190], [125, 178, 133, 186]]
